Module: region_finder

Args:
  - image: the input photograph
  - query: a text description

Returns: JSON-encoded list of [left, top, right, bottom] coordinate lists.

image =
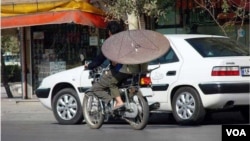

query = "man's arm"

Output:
[[86, 53, 106, 70]]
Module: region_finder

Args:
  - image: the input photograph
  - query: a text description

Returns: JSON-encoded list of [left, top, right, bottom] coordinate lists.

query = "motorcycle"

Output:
[[82, 65, 155, 130]]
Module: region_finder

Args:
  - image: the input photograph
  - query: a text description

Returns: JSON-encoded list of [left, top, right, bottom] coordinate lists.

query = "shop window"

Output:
[[157, 9, 183, 28], [155, 7, 183, 28], [31, 24, 107, 89]]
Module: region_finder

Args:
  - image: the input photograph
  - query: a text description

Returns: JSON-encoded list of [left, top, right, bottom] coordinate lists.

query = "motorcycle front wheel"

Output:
[[83, 94, 104, 129], [127, 94, 149, 130]]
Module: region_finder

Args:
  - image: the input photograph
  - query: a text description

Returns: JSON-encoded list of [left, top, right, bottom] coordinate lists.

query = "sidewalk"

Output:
[[1, 84, 39, 102], [1, 85, 53, 121]]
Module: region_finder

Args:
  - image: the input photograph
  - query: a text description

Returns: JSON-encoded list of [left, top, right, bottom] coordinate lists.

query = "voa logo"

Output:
[[226, 129, 246, 136]]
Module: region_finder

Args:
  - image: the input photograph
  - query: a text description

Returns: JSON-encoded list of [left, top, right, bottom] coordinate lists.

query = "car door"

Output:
[[148, 47, 182, 109]]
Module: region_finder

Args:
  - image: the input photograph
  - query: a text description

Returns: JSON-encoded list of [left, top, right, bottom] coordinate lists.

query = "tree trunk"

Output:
[[1, 53, 14, 98], [127, 12, 139, 30]]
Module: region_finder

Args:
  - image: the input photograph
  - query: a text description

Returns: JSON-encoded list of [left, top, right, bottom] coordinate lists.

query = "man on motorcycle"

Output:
[[85, 21, 148, 110], [85, 21, 127, 110]]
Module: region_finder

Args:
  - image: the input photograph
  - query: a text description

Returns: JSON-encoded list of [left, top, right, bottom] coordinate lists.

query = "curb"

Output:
[[1, 97, 40, 104], [15, 99, 40, 103]]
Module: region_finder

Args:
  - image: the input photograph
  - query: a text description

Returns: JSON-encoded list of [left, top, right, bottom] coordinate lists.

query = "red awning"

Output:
[[1, 10, 106, 29], [1, 0, 107, 29]]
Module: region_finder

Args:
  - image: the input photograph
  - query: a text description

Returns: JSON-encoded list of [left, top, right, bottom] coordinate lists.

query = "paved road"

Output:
[[1, 98, 221, 141], [1, 86, 248, 141]]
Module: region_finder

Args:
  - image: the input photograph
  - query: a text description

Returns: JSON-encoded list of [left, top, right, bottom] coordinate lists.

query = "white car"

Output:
[[148, 34, 249, 124], [36, 34, 250, 125]]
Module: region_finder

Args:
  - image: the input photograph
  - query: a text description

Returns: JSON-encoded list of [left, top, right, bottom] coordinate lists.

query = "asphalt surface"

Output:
[[0, 87, 219, 141]]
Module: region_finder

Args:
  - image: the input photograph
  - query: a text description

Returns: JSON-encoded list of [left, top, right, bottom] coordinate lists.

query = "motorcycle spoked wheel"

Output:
[[83, 94, 104, 129], [125, 94, 149, 130]]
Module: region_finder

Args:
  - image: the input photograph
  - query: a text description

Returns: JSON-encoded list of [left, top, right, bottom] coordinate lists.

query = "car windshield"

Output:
[[186, 37, 249, 57]]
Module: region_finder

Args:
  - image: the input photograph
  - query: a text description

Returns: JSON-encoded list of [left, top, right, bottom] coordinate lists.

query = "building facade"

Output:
[[1, 0, 249, 99]]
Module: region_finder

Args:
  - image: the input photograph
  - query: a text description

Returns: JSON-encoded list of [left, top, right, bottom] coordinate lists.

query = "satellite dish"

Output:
[[101, 29, 170, 64]]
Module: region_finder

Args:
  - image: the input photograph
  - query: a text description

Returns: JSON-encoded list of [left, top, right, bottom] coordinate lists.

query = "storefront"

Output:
[[1, 0, 107, 98]]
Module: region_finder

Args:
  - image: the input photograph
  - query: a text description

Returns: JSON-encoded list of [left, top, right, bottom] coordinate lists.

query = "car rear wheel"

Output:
[[172, 87, 205, 125], [52, 88, 83, 124]]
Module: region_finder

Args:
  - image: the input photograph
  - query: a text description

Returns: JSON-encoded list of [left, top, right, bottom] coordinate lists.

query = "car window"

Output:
[[186, 37, 249, 57], [149, 47, 179, 65]]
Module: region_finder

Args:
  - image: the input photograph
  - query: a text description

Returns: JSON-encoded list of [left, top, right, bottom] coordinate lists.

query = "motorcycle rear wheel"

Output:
[[127, 94, 149, 130], [83, 94, 104, 129]]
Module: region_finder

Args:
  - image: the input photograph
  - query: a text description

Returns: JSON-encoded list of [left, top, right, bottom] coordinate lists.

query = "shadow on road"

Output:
[[103, 112, 248, 126], [149, 112, 248, 125]]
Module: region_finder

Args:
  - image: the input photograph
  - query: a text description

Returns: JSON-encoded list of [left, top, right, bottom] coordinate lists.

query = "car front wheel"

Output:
[[52, 88, 83, 124], [172, 87, 205, 125]]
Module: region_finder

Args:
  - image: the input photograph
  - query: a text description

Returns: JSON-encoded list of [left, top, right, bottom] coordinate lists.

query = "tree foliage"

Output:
[[103, 0, 175, 21], [194, 0, 249, 38]]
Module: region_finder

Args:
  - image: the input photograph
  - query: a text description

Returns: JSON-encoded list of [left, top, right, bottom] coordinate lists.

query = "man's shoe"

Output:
[[112, 104, 125, 111]]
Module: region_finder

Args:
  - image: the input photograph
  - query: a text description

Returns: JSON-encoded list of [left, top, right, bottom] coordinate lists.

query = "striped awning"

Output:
[[1, 0, 107, 29]]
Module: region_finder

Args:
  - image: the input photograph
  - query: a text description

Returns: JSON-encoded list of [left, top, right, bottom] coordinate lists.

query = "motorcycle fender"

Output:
[[139, 88, 153, 97]]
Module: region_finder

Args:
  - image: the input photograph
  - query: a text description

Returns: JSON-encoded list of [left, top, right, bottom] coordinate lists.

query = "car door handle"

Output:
[[166, 71, 176, 76]]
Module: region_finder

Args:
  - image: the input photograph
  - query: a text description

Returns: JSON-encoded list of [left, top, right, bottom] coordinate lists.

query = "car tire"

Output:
[[172, 87, 205, 125], [52, 88, 83, 124]]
